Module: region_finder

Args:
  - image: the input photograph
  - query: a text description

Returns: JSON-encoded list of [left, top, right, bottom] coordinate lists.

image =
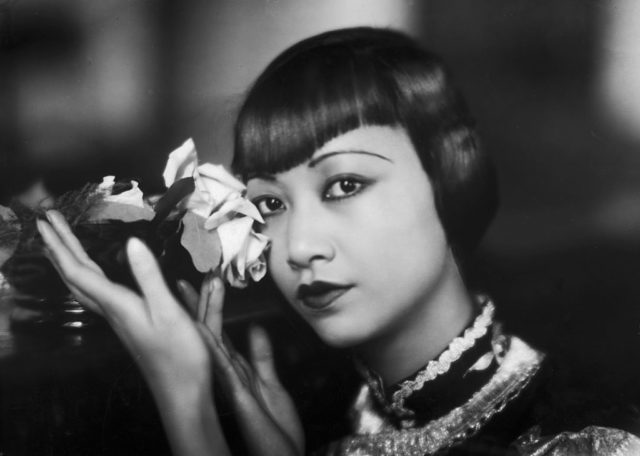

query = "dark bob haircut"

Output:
[[233, 27, 498, 261]]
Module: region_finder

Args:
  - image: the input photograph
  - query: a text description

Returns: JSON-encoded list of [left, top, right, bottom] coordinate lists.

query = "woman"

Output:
[[37, 27, 640, 455]]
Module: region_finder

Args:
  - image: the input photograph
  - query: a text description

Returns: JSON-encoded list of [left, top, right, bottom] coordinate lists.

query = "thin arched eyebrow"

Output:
[[308, 150, 393, 168]]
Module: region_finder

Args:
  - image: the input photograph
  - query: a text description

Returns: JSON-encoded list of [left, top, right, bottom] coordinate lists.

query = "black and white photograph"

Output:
[[2, 1, 640, 454]]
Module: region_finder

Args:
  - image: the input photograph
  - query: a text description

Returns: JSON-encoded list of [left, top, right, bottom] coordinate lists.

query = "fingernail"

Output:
[[212, 277, 223, 292], [45, 210, 55, 223], [126, 237, 144, 251], [36, 218, 47, 233], [125, 237, 147, 261]]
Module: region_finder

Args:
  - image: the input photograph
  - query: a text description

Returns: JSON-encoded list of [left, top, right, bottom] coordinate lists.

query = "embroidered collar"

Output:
[[359, 296, 498, 420], [333, 335, 546, 455]]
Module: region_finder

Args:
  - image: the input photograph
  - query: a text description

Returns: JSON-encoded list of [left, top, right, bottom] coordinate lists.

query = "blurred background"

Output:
[[3, 0, 640, 253], [3, 0, 640, 451]]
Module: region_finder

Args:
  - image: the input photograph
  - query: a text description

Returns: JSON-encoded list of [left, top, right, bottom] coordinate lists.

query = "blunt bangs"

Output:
[[232, 27, 498, 261], [233, 33, 414, 179]]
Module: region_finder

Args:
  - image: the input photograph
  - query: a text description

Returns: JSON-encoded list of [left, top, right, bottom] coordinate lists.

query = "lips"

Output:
[[297, 281, 352, 311]]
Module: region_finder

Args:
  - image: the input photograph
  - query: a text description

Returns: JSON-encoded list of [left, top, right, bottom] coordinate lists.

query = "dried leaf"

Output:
[[180, 211, 222, 273], [0, 205, 17, 222], [0, 206, 20, 268]]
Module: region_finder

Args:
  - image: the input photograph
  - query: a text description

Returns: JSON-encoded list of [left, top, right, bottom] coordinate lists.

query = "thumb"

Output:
[[249, 326, 280, 385]]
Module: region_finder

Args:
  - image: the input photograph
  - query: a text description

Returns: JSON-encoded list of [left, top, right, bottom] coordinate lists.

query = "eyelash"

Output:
[[322, 175, 369, 201], [254, 196, 284, 218], [252, 175, 370, 219]]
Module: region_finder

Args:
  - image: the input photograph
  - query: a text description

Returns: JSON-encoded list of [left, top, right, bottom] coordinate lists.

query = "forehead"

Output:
[[245, 125, 424, 190]]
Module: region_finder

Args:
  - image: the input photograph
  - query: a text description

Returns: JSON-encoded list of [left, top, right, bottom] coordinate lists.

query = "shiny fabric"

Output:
[[515, 425, 640, 456], [325, 335, 544, 455], [322, 334, 640, 455], [357, 301, 502, 425]]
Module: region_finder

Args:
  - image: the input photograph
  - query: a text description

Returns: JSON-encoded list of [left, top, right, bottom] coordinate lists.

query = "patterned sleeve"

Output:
[[514, 425, 640, 456]]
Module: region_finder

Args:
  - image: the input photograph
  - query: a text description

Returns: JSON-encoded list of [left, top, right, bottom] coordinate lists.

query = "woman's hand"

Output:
[[38, 210, 209, 384], [179, 279, 305, 456], [37, 210, 230, 456]]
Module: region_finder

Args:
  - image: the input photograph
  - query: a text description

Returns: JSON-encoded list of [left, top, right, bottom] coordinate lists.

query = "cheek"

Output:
[[363, 194, 449, 292], [264, 236, 297, 301], [368, 185, 445, 252]]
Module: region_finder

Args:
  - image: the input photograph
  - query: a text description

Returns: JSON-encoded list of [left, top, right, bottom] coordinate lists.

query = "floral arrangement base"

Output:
[[10, 294, 100, 331]]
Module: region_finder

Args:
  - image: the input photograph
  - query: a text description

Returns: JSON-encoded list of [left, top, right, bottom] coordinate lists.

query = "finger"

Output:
[[222, 332, 240, 357], [203, 277, 224, 335], [45, 210, 102, 274], [177, 280, 199, 317], [230, 346, 251, 386], [39, 219, 142, 321], [221, 333, 254, 386], [197, 274, 213, 323], [249, 326, 280, 386], [126, 238, 175, 316], [41, 247, 102, 314], [200, 327, 245, 392]]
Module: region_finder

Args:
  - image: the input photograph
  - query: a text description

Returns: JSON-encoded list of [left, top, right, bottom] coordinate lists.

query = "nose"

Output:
[[286, 207, 335, 270]]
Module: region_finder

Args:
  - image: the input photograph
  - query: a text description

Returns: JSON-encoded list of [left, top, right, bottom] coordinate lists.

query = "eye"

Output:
[[323, 176, 367, 201], [253, 196, 285, 218]]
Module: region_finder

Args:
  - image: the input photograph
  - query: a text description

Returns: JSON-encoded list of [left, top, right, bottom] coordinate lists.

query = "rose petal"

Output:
[[203, 195, 243, 230], [180, 211, 223, 273], [104, 180, 146, 208], [224, 262, 247, 288], [248, 255, 267, 282], [233, 239, 249, 281], [197, 163, 245, 194], [217, 216, 254, 270], [235, 198, 264, 223], [98, 176, 116, 194], [163, 138, 198, 188], [185, 188, 216, 219], [91, 201, 155, 222], [203, 194, 264, 230], [194, 174, 236, 207], [245, 232, 270, 265], [203, 196, 240, 229], [227, 230, 269, 286]]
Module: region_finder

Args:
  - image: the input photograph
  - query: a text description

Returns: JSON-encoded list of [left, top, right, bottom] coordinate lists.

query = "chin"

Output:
[[309, 320, 373, 349]]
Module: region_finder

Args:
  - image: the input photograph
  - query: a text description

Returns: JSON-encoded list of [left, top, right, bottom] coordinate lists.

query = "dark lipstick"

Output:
[[297, 281, 352, 311]]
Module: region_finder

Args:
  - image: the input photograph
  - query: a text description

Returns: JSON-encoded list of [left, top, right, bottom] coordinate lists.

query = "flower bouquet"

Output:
[[0, 139, 269, 329]]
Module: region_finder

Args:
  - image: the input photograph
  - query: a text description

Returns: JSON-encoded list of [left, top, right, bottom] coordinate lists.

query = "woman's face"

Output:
[[246, 126, 453, 348]]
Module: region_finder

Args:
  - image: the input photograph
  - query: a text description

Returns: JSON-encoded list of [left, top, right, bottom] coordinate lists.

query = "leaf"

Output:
[[0, 205, 17, 222], [152, 177, 195, 225], [0, 206, 20, 268], [90, 201, 155, 222], [180, 211, 222, 273]]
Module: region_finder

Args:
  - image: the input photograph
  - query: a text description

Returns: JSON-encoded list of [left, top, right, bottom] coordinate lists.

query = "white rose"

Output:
[[98, 176, 146, 208], [93, 176, 154, 222], [162, 138, 198, 188], [165, 139, 268, 287]]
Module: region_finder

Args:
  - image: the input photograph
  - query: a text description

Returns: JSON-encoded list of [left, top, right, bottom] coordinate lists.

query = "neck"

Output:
[[355, 256, 474, 385]]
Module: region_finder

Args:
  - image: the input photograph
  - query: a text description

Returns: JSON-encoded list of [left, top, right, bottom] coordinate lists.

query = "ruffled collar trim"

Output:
[[357, 295, 505, 423]]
